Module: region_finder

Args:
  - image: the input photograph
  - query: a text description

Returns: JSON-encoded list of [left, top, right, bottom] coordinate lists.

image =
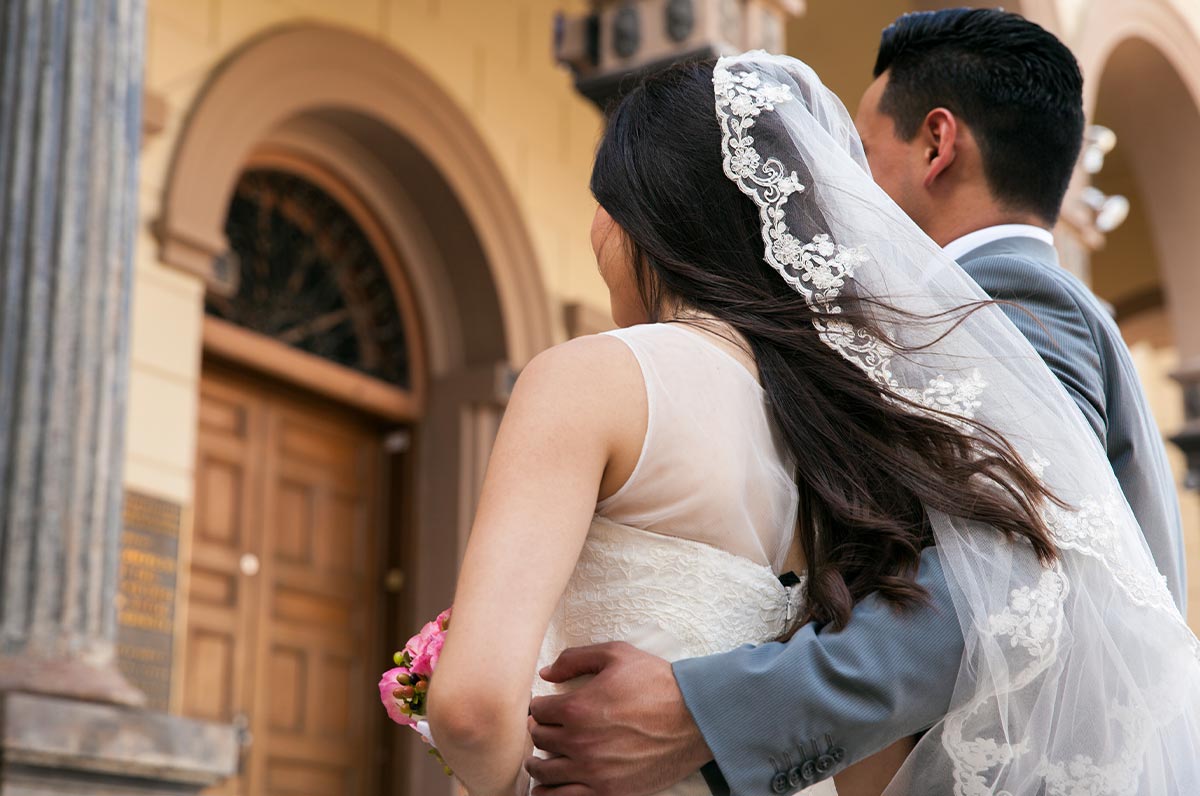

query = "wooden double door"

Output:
[[184, 367, 389, 795]]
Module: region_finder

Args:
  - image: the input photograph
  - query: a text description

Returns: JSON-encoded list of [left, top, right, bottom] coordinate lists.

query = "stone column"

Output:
[[0, 0, 144, 705], [0, 3, 237, 793]]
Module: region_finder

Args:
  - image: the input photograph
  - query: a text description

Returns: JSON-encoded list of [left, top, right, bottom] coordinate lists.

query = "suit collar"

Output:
[[953, 235, 1060, 268]]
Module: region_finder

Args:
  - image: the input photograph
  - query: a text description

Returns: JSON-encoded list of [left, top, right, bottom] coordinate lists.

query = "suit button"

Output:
[[816, 754, 835, 774], [831, 746, 847, 763], [801, 759, 817, 781], [787, 766, 804, 788], [771, 772, 790, 793]]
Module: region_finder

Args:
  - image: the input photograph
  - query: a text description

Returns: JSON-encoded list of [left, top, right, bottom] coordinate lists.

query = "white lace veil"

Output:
[[712, 51, 1200, 794]]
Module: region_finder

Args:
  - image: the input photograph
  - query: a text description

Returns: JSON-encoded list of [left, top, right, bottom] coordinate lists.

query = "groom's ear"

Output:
[[920, 108, 958, 189]]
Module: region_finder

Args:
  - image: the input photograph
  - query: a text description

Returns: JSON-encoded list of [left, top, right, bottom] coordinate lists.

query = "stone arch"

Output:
[[157, 23, 554, 371], [1074, 1, 1200, 361]]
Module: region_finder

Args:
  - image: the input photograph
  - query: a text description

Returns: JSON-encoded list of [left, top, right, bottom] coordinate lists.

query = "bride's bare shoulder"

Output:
[[504, 333, 643, 423], [517, 333, 640, 392]]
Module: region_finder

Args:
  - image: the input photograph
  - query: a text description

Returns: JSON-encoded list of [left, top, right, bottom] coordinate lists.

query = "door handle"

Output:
[[384, 568, 406, 593], [239, 553, 260, 577]]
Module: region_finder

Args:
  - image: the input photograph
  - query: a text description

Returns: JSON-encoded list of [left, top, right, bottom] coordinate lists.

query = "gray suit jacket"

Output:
[[675, 236, 1186, 796]]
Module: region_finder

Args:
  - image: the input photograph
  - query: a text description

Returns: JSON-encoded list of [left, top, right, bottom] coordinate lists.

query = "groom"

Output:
[[525, 9, 1186, 796]]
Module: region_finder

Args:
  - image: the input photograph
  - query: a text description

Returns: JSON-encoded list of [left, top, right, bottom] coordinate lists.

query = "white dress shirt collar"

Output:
[[942, 224, 1055, 262]]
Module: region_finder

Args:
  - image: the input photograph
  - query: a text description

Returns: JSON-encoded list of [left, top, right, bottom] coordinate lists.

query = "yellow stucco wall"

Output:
[[126, 0, 608, 505]]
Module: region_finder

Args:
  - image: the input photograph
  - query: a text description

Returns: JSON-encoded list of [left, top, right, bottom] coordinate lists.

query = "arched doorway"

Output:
[[1074, 1, 1200, 625], [185, 161, 420, 796], [157, 25, 557, 796]]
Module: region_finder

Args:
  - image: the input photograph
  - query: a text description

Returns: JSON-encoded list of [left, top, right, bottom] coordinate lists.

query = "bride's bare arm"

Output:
[[427, 335, 644, 796]]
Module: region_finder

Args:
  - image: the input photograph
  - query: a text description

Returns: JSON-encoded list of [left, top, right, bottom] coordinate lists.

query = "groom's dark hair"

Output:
[[874, 8, 1084, 223]]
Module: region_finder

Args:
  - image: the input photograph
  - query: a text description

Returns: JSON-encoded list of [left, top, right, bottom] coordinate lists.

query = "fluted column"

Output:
[[0, 0, 145, 705]]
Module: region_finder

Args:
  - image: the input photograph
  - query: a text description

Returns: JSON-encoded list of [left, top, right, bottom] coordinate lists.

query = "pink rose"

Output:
[[426, 631, 445, 669], [378, 667, 417, 727], [405, 609, 451, 677], [404, 619, 439, 661], [410, 631, 445, 678]]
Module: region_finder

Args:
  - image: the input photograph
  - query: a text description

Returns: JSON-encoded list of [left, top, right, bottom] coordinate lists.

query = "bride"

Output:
[[426, 53, 1200, 796]]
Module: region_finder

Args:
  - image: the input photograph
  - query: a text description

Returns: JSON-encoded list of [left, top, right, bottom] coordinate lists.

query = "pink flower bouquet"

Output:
[[379, 606, 453, 775]]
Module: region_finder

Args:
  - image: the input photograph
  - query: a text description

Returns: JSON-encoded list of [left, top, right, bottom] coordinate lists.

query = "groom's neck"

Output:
[[923, 198, 1049, 249]]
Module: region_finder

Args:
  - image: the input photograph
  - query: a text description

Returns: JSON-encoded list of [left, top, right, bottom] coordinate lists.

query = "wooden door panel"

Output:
[[259, 384, 384, 792], [181, 627, 237, 722], [258, 401, 379, 796], [274, 480, 317, 566], [189, 369, 383, 796], [198, 389, 251, 437], [187, 375, 266, 796], [194, 456, 247, 549], [262, 730, 363, 766], [265, 643, 308, 733], [316, 652, 365, 736], [186, 567, 239, 608], [321, 493, 368, 577], [272, 587, 355, 628], [277, 419, 368, 480], [264, 757, 354, 796]]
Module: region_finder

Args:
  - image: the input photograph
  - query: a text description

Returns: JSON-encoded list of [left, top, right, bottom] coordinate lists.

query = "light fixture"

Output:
[[1081, 186, 1130, 233], [1082, 124, 1117, 174]]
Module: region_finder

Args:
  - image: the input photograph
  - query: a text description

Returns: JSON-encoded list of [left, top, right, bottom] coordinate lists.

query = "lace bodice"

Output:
[[531, 518, 812, 796], [534, 517, 804, 683]]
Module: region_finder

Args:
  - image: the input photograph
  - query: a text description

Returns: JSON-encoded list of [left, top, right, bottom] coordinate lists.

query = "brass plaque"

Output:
[[116, 491, 181, 711]]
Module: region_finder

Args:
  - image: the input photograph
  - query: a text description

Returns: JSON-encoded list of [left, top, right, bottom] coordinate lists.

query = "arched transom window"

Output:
[[207, 169, 411, 389]]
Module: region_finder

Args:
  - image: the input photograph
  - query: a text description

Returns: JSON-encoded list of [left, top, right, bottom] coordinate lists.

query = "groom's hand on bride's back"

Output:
[[524, 642, 712, 796]]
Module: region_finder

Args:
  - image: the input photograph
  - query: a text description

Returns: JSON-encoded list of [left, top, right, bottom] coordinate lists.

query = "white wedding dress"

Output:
[[532, 322, 837, 796]]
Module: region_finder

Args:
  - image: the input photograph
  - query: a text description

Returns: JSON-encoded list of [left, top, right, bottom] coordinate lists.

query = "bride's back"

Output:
[[597, 322, 798, 572], [529, 321, 813, 795]]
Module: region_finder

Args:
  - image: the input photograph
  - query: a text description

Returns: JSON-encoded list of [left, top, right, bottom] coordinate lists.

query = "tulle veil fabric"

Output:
[[712, 52, 1200, 794]]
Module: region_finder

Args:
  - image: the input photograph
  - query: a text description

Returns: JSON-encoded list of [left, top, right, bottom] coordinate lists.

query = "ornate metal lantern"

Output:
[[556, 0, 805, 110]]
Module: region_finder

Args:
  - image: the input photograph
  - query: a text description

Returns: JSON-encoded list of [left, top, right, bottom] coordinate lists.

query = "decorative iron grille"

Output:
[[208, 169, 411, 389]]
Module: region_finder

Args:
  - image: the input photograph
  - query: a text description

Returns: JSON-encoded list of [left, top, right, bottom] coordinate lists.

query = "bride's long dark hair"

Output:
[[591, 59, 1059, 630]]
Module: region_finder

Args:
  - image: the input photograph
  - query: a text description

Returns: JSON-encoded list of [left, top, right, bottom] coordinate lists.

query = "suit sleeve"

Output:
[[674, 546, 960, 795], [959, 255, 1108, 441]]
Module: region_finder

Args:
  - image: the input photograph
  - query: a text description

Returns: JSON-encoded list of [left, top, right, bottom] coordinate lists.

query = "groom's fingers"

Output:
[[531, 785, 594, 796], [539, 641, 629, 683], [529, 692, 569, 726], [529, 721, 571, 756], [524, 754, 592, 790], [531, 786, 594, 796]]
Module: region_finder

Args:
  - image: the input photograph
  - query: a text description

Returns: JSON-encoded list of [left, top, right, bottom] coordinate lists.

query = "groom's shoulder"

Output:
[[958, 249, 1110, 329]]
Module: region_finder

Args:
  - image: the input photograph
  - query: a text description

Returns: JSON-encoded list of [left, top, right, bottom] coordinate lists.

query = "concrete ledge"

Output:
[[1, 693, 236, 793]]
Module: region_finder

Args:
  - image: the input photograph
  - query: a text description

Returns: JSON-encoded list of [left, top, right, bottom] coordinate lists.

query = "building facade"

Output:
[[1, 1, 1198, 795], [131, 2, 604, 794]]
